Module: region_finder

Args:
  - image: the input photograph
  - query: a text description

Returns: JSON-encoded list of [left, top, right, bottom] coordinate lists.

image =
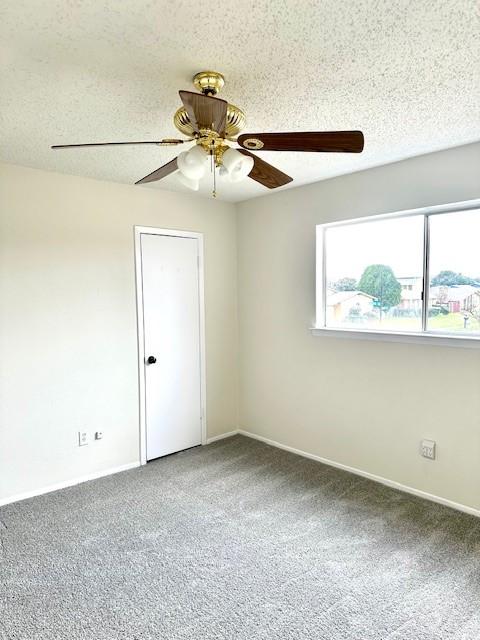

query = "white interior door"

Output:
[[140, 233, 202, 461]]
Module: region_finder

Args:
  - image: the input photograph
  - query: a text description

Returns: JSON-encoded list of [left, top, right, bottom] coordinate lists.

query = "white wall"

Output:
[[237, 143, 480, 512], [0, 163, 238, 503]]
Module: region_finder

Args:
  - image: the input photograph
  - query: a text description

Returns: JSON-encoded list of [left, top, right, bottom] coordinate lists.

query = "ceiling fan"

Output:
[[52, 71, 364, 197]]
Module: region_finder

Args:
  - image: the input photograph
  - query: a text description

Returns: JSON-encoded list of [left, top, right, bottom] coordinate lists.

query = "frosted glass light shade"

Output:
[[176, 171, 199, 191], [177, 145, 208, 180], [218, 165, 231, 181], [222, 147, 254, 183]]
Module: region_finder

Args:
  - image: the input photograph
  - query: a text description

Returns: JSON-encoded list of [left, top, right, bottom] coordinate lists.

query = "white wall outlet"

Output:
[[78, 431, 88, 447], [421, 439, 436, 460], [95, 431, 103, 440]]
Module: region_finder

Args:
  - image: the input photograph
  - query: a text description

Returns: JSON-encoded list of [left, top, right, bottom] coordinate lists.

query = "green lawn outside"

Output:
[[340, 312, 480, 333], [428, 312, 480, 333], [377, 312, 480, 333]]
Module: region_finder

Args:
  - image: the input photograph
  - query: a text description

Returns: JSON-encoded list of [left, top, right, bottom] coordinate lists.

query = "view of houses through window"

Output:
[[427, 210, 480, 333], [321, 208, 480, 335]]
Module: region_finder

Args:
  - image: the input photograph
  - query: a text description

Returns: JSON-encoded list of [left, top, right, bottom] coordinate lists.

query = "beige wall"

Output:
[[237, 143, 480, 511], [0, 163, 238, 503]]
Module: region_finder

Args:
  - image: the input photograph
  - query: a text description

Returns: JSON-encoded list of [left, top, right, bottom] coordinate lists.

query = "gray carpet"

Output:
[[1, 435, 480, 640]]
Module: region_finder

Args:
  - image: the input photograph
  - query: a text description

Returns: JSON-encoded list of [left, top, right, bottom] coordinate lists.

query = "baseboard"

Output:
[[5, 432, 477, 519], [206, 429, 239, 444], [0, 461, 140, 507], [238, 429, 480, 519]]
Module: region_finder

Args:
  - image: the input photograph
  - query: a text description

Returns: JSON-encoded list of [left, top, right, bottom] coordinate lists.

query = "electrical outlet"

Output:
[[78, 431, 88, 447], [95, 431, 104, 440], [421, 439, 436, 460]]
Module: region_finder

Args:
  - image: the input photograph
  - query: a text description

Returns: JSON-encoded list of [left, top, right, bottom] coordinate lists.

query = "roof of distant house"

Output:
[[397, 276, 422, 284], [327, 290, 376, 305], [430, 285, 480, 302]]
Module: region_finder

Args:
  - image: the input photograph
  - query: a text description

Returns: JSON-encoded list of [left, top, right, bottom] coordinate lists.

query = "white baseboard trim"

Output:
[[238, 429, 480, 519], [206, 430, 239, 444], [0, 461, 140, 507], [5, 432, 477, 519]]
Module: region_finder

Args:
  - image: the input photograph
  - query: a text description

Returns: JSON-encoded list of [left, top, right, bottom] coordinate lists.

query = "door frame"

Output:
[[134, 225, 207, 465]]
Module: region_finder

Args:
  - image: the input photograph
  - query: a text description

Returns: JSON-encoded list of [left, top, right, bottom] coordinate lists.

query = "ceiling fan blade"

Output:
[[238, 149, 293, 189], [52, 139, 185, 149], [179, 91, 227, 136], [135, 157, 178, 185], [237, 131, 364, 153]]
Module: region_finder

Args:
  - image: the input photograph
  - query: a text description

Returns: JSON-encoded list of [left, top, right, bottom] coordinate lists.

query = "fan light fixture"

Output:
[[176, 171, 199, 191], [176, 139, 254, 192], [221, 148, 254, 183], [177, 145, 208, 180]]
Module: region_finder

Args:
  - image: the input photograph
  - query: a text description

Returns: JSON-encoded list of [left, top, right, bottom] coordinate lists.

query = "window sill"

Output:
[[310, 327, 480, 349]]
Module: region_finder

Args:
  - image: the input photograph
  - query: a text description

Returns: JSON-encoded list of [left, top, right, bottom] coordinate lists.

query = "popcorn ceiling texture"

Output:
[[0, 0, 479, 202]]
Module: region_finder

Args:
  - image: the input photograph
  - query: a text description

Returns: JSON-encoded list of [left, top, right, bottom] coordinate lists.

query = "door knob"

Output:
[[146, 355, 157, 365]]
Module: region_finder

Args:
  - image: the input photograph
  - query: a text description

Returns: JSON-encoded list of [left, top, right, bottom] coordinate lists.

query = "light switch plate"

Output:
[[78, 431, 88, 447]]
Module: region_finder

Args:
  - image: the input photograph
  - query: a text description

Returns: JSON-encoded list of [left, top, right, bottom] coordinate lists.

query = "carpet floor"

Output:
[[1, 435, 480, 639]]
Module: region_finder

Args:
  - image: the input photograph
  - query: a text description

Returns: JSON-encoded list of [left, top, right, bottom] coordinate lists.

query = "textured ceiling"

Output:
[[1, 1, 479, 203]]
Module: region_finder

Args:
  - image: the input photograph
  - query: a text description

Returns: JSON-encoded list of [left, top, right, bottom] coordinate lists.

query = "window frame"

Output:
[[313, 199, 480, 348]]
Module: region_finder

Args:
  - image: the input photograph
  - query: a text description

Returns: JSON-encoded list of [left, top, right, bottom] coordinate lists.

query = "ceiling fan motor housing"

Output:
[[174, 70, 246, 139], [174, 103, 246, 139]]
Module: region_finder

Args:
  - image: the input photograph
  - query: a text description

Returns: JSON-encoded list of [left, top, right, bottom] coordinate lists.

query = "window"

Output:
[[315, 203, 480, 343], [428, 210, 480, 334]]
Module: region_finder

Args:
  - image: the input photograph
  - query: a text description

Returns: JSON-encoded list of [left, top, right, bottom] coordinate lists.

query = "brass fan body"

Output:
[[174, 71, 245, 164], [174, 104, 245, 140], [185, 129, 228, 165]]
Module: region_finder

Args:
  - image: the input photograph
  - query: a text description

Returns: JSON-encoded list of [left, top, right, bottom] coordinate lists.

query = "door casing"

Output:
[[134, 225, 207, 465]]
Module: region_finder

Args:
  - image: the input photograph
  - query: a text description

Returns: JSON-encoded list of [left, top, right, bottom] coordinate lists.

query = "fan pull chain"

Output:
[[210, 141, 216, 198]]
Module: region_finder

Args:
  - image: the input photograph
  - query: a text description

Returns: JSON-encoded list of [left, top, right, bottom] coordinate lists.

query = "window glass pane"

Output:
[[428, 210, 480, 334], [325, 216, 424, 331]]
